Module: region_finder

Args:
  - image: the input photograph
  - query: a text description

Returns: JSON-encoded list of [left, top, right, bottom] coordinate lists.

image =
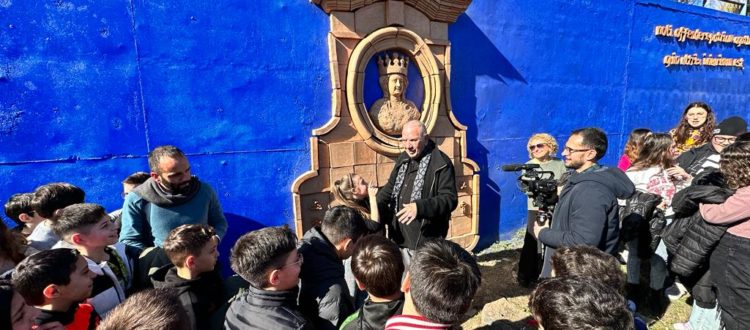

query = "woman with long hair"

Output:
[[700, 141, 750, 328], [670, 102, 716, 154], [618, 128, 652, 171], [624, 133, 690, 314], [331, 173, 381, 233], [516, 133, 566, 287]]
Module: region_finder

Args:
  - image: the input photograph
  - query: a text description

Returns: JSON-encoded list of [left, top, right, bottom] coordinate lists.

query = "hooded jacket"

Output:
[[376, 140, 458, 250], [340, 296, 404, 330], [539, 166, 635, 277], [150, 265, 224, 330], [224, 285, 311, 330], [298, 227, 353, 330]]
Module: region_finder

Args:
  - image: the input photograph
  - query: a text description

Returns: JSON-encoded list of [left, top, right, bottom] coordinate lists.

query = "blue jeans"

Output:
[[626, 237, 669, 290]]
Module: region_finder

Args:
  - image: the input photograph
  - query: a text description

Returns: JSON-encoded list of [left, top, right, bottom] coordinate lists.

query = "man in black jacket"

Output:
[[534, 128, 635, 277], [377, 120, 458, 252]]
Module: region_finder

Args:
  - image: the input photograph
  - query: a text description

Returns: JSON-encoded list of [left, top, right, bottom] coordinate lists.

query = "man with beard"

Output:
[[533, 128, 634, 278], [119, 145, 227, 250], [377, 120, 457, 260]]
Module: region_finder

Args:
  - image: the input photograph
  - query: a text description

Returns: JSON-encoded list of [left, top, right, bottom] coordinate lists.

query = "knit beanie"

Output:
[[713, 116, 747, 137]]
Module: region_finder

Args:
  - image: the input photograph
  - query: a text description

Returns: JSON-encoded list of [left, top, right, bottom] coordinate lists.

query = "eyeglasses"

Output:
[[528, 143, 547, 151], [714, 136, 736, 144], [281, 252, 304, 269], [563, 146, 591, 154]]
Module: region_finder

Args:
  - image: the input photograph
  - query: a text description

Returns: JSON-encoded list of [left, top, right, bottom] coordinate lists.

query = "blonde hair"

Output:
[[332, 174, 370, 217], [527, 133, 559, 159]]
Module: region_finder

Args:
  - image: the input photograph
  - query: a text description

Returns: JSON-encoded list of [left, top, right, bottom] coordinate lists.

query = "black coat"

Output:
[[376, 140, 458, 249], [539, 166, 635, 277], [298, 227, 353, 330], [150, 265, 225, 330], [663, 172, 732, 306], [224, 285, 311, 330]]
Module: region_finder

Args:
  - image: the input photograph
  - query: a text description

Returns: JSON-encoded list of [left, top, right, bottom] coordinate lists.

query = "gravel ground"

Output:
[[460, 230, 693, 330]]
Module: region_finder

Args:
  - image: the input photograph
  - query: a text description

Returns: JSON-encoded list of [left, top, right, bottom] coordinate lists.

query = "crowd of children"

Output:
[[0, 178, 489, 330]]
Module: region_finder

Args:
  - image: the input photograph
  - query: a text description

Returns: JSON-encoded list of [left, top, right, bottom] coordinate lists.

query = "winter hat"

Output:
[[713, 116, 747, 137]]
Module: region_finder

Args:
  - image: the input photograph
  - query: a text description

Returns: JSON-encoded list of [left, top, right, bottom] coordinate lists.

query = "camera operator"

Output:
[[516, 133, 566, 287], [533, 128, 635, 278]]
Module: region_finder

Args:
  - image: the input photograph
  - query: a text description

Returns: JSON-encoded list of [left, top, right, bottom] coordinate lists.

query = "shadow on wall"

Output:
[[450, 14, 528, 248], [217, 213, 264, 276]]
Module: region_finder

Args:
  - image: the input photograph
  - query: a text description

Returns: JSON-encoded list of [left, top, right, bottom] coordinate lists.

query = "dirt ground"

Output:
[[460, 231, 692, 330]]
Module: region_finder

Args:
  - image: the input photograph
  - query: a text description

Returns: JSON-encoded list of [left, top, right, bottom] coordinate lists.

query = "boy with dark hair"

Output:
[[98, 288, 191, 330], [385, 239, 481, 329], [152, 224, 223, 330], [224, 225, 311, 330], [340, 234, 405, 330], [551, 245, 625, 292], [52, 203, 133, 317], [551, 245, 646, 329], [109, 171, 150, 233], [529, 276, 633, 330], [28, 182, 86, 250], [11, 248, 99, 330], [299, 205, 366, 330], [4, 192, 44, 236]]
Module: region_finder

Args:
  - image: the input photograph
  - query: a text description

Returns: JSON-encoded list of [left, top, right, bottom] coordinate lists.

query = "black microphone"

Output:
[[501, 163, 541, 171]]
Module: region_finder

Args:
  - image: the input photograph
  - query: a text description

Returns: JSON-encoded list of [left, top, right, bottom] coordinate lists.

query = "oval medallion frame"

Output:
[[346, 27, 442, 156]]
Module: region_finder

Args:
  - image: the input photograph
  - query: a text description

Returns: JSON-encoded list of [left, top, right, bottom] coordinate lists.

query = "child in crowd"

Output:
[[109, 171, 150, 234], [51, 203, 133, 318], [1, 220, 31, 276], [4, 192, 44, 237], [1, 279, 49, 330], [151, 224, 223, 330], [97, 288, 190, 330], [551, 245, 647, 329], [299, 205, 366, 330], [224, 225, 310, 330], [529, 276, 633, 330], [340, 234, 405, 330], [11, 248, 99, 330], [28, 183, 85, 251], [385, 239, 481, 330]]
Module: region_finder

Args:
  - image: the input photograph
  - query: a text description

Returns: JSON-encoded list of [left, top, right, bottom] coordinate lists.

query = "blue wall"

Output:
[[2, 0, 750, 256]]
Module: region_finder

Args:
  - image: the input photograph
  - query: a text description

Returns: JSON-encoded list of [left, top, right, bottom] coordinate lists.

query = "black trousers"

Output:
[[710, 233, 750, 330], [517, 210, 542, 282]]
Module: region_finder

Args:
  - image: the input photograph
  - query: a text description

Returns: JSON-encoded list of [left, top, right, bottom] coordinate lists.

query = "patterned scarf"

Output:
[[391, 153, 432, 213]]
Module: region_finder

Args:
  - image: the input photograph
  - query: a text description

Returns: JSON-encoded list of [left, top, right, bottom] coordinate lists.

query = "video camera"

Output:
[[501, 163, 559, 217]]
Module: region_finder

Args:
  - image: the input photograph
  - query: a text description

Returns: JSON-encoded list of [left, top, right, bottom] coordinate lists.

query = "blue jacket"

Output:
[[539, 166, 634, 277], [119, 181, 227, 249]]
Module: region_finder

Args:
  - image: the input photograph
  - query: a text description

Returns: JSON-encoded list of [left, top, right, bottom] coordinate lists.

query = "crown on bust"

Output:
[[377, 52, 409, 76]]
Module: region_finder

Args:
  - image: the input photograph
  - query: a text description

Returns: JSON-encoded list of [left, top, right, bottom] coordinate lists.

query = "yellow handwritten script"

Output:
[[655, 25, 750, 47], [663, 52, 744, 69]]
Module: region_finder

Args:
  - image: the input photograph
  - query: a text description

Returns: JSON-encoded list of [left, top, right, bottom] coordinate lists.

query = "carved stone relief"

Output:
[[294, 0, 480, 250]]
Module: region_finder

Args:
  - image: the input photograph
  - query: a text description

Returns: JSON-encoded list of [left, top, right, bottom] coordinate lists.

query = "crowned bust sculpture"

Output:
[[368, 52, 421, 135]]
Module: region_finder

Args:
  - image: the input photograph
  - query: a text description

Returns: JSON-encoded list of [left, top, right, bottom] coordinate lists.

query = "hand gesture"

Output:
[[396, 203, 418, 224]]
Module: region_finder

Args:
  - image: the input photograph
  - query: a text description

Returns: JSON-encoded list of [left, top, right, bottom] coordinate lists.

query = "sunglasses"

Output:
[[529, 143, 547, 151]]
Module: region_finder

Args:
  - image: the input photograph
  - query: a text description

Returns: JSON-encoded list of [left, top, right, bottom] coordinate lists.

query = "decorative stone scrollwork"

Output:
[[347, 27, 441, 156]]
